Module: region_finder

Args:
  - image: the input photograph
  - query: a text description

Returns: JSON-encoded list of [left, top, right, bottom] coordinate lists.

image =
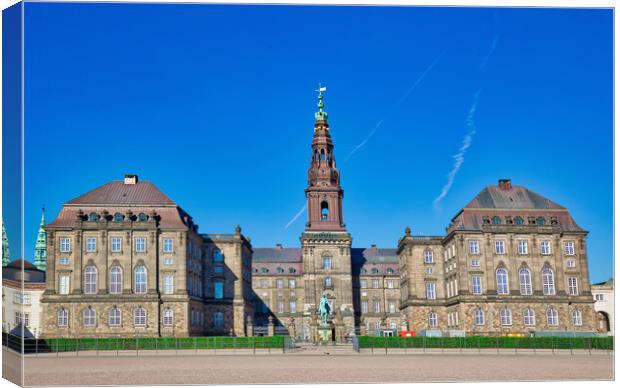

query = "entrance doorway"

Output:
[[597, 311, 610, 332]]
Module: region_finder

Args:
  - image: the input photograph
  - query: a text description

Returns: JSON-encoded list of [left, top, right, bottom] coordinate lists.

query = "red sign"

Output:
[[398, 330, 416, 337]]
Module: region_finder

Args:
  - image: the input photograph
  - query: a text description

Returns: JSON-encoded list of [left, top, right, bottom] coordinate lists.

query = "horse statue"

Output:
[[317, 294, 331, 325]]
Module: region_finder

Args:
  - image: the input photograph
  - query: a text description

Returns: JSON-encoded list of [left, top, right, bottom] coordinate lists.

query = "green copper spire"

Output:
[[34, 208, 47, 272], [314, 83, 328, 121], [2, 220, 10, 267]]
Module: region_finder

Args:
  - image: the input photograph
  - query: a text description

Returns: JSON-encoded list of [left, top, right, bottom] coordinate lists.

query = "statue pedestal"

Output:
[[318, 323, 332, 344]]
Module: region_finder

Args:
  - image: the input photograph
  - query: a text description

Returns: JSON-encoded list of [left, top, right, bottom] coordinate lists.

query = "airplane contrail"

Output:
[[284, 204, 307, 230], [479, 34, 499, 70], [344, 49, 447, 161], [433, 89, 481, 208]]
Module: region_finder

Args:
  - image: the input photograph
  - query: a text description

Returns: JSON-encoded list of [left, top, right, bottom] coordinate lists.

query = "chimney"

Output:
[[498, 179, 512, 190], [124, 174, 138, 185], [275, 243, 283, 250]]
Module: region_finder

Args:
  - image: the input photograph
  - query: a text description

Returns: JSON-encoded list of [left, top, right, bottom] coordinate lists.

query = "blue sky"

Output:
[[4, 3, 613, 282]]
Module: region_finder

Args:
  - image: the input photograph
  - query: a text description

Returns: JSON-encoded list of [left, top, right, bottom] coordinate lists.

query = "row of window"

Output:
[[360, 300, 398, 314], [425, 268, 580, 299], [482, 215, 558, 226], [360, 267, 396, 275], [253, 267, 297, 274], [59, 237, 175, 254], [86, 212, 151, 222], [431, 240, 576, 263], [57, 307, 153, 327], [426, 308, 583, 327], [359, 278, 397, 289]]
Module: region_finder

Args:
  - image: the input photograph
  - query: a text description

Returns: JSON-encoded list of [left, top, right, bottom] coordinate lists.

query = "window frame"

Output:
[[111, 237, 122, 253], [83, 266, 98, 295], [134, 237, 146, 253], [496, 268, 509, 295], [86, 237, 97, 253], [108, 307, 121, 326], [500, 308, 512, 326], [109, 266, 123, 294], [134, 265, 147, 294], [60, 238, 71, 253], [519, 268, 533, 295], [133, 308, 147, 326]]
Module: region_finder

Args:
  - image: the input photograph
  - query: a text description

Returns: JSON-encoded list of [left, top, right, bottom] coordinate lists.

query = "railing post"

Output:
[[496, 336, 499, 354], [195, 337, 198, 355], [588, 337, 591, 356], [253, 336, 256, 355], [76, 337, 79, 356], [35, 337, 38, 356], [156, 336, 158, 355], [96, 337, 99, 357]]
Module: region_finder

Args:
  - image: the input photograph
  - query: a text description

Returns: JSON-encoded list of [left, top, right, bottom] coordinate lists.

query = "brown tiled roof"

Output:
[[67, 181, 176, 206], [6, 259, 38, 270], [464, 185, 564, 210]]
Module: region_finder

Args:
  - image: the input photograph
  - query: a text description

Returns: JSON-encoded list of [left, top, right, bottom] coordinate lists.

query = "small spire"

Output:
[[34, 207, 47, 272], [314, 83, 328, 121]]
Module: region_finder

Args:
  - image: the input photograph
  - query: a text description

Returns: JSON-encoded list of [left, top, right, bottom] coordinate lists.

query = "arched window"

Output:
[[89, 212, 99, 221], [361, 268, 367, 274], [519, 268, 532, 295], [289, 267, 296, 274], [386, 268, 395, 274], [260, 268, 269, 273], [542, 268, 555, 295], [546, 308, 559, 326], [523, 308, 535, 326], [109, 266, 122, 294], [113, 212, 124, 222], [108, 307, 121, 326], [371, 268, 379, 274], [320, 202, 329, 221], [474, 308, 485, 325], [320, 149, 326, 161], [500, 308, 512, 326], [572, 310, 583, 326], [252, 268, 258, 273], [134, 307, 147, 326], [536, 217, 546, 225], [134, 265, 147, 294], [83, 307, 96, 327], [496, 268, 509, 295], [276, 267, 284, 273], [163, 308, 174, 326], [428, 312, 438, 327], [83, 266, 97, 294], [492, 216, 502, 225], [138, 213, 148, 222], [514, 216, 524, 225], [324, 277, 333, 288], [57, 309, 68, 327]]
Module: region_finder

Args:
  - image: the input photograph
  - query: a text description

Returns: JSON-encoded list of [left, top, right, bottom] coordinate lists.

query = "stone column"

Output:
[[246, 315, 253, 337]]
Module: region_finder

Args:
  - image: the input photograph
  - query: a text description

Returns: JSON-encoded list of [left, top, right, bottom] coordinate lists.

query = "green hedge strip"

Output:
[[357, 336, 613, 350]]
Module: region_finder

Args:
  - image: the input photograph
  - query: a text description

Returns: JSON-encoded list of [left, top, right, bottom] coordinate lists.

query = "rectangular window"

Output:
[[360, 279, 367, 289], [495, 240, 505, 254], [163, 275, 174, 294], [323, 257, 332, 270], [426, 282, 436, 300], [470, 259, 480, 267], [163, 238, 173, 253], [388, 301, 396, 314], [568, 277, 579, 295], [213, 265, 223, 274], [425, 267, 433, 274], [86, 237, 97, 252], [276, 279, 284, 289], [567, 259, 576, 268], [373, 300, 381, 313], [517, 240, 528, 255], [424, 250, 433, 263], [135, 237, 146, 253], [59, 257, 70, 265], [595, 294, 604, 301], [564, 241, 575, 256], [13, 292, 31, 305], [288, 279, 296, 289], [59, 275, 70, 295], [289, 300, 297, 314], [469, 240, 479, 254], [471, 276, 482, 295], [361, 300, 369, 314], [260, 279, 269, 288], [386, 279, 395, 289], [372, 279, 380, 289], [60, 238, 71, 252], [277, 301, 284, 313], [540, 240, 551, 255], [213, 249, 224, 262], [214, 281, 224, 299], [111, 237, 122, 252], [164, 257, 174, 266]]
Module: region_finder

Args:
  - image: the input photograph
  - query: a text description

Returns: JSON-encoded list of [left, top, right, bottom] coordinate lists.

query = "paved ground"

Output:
[[2, 348, 612, 386]]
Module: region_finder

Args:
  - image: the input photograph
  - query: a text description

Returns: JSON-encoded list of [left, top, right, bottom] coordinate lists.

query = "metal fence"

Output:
[[359, 335, 614, 355], [2, 332, 295, 356]]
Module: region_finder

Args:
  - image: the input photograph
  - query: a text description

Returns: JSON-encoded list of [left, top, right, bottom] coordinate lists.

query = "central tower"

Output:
[[301, 85, 354, 342]]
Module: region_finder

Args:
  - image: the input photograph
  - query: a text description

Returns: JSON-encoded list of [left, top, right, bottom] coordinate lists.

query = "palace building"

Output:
[[40, 90, 597, 339]]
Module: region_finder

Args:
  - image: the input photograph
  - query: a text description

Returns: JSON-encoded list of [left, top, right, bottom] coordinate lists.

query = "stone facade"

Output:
[[592, 279, 613, 334]]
